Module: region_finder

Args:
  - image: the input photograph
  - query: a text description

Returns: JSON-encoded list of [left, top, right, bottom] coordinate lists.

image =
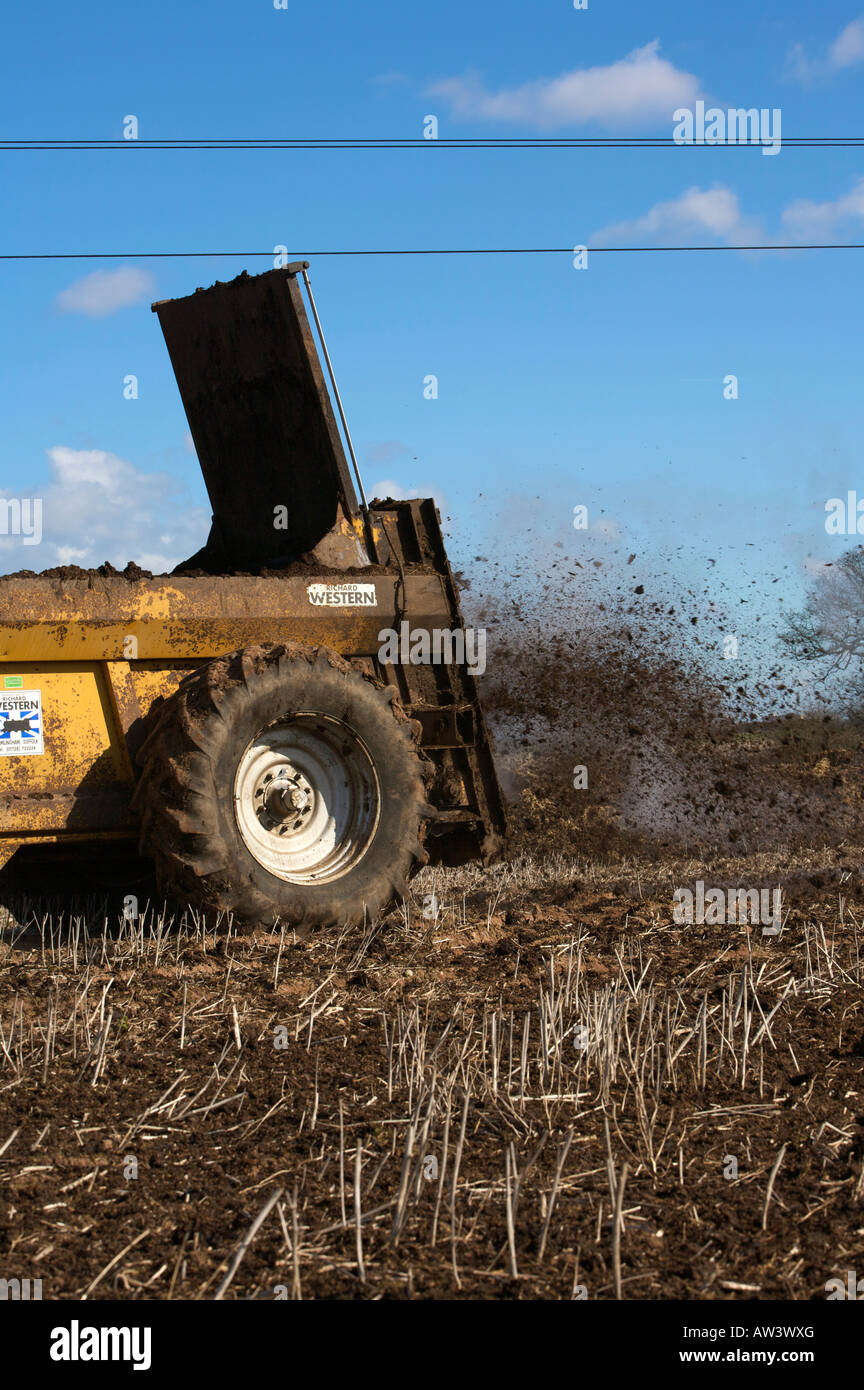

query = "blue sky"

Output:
[[1, 1, 862, 702]]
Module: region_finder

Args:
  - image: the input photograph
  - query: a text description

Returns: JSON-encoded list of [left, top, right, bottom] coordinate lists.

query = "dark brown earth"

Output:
[[1, 826, 863, 1301], [1, 538, 862, 1300], [2, 560, 158, 582]]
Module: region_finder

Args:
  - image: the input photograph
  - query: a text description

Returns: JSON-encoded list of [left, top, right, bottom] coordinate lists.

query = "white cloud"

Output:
[[55, 267, 156, 318], [594, 184, 761, 246], [830, 16, 864, 66], [594, 175, 864, 248], [0, 446, 209, 573], [781, 176, 864, 237], [428, 40, 703, 129], [787, 17, 864, 81]]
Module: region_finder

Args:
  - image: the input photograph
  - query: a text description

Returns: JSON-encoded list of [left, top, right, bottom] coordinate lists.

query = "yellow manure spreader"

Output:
[[0, 263, 505, 927]]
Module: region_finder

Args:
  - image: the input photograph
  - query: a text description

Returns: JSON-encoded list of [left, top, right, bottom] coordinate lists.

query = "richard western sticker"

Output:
[[0, 689, 44, 756], [307, 582, 377, 607]]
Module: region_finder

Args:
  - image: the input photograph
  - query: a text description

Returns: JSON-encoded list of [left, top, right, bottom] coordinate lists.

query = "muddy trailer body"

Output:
[[0, 265, 505, 926]]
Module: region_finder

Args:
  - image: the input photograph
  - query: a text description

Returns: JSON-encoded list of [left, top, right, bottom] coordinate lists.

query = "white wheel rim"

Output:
[[233, 713, 380, 884]]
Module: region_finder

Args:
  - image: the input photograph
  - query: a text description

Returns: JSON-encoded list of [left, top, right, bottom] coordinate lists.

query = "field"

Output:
[[2, 729, 864, 1301]]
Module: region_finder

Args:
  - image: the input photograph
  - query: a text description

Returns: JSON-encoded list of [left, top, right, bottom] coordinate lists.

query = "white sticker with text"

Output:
[[0, 689, 44, 755], [307, 583, 377, 608]]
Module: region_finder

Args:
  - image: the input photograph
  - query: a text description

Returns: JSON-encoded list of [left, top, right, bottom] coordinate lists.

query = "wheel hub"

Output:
[[233, 714, 381, 884], [258, 766, 314, 831]]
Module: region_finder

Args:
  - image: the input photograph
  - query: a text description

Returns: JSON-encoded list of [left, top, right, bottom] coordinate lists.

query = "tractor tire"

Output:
[[133, 643, 432, 928]]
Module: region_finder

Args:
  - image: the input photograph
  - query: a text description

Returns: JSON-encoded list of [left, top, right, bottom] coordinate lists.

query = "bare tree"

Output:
[[780, 546, 864, 719]]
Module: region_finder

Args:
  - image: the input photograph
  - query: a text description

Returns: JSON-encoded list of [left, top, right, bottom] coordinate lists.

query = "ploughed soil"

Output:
[[1, 826, 863, 1301], [1, 549, 862, 1298]]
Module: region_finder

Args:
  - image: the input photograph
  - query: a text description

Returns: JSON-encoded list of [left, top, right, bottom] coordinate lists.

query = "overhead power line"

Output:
[[1, 245, 863, 261], [1, 136, 863, 151]]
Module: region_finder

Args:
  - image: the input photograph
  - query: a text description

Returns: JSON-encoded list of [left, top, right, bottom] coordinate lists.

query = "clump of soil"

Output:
[[3, 559, 155, 581], [1, 558, 396, 582]]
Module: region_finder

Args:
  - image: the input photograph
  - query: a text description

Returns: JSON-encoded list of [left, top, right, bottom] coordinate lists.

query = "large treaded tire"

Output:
[[132, 643, 431, 928]]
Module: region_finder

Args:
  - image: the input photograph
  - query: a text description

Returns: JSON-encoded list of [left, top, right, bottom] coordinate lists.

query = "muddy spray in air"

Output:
[[449, 502, 863, 857]]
